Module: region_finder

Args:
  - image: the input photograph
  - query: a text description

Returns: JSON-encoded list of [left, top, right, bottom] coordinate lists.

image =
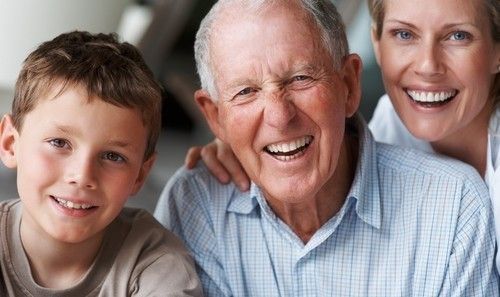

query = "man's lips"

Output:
[[264, 135, 313, 161]]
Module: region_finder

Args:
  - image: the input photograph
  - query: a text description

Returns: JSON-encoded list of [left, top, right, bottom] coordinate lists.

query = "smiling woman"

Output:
[[367, 0, 500, 271]]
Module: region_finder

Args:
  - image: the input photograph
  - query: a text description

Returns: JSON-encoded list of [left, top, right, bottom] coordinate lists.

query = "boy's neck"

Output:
[[20, 215, 105, 289]]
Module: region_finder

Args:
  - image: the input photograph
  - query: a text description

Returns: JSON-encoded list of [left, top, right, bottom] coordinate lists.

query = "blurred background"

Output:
[[0, 0, 384, 213]]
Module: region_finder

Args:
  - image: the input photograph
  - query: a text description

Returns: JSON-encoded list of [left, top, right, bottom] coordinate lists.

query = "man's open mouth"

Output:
[[264, 135, 313, 161]]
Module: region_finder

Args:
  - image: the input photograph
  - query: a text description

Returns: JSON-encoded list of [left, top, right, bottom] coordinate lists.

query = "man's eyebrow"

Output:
[[290, 64, 318, 74], [227, 78, 255, 90]]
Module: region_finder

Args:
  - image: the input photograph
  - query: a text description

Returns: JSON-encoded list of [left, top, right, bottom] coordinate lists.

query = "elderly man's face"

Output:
[[196, 2, 361, 204]]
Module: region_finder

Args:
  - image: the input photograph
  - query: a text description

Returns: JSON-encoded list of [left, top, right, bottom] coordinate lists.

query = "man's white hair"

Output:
[[194, 0, 349, 99]]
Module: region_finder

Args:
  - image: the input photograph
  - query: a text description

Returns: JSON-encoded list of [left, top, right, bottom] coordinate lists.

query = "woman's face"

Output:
[[372, 0, 500, 143]]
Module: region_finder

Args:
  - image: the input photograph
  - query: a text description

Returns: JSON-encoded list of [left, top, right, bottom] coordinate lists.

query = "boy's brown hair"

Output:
[[12, 31, 162, 159]]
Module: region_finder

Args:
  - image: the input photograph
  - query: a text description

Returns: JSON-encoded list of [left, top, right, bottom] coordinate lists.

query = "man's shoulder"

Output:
[[163, 162, 241, 207], [376, 142, 482, 182], [374, 142, 490, 210], [155, 162, 247, 233]]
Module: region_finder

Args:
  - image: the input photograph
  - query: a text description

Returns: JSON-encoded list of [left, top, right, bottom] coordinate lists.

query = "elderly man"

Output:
[[154, 0, 499, 296]]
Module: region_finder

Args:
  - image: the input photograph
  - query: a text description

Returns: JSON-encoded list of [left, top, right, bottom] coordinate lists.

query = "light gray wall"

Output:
[[0, 0, 131, 91]]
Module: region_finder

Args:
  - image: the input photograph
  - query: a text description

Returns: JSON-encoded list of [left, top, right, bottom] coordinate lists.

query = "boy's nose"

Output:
[[65, 155, 97, 190]]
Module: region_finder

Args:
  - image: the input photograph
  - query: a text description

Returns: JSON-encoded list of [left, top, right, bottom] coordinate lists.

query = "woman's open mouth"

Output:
[[406, 89, 458, 108]]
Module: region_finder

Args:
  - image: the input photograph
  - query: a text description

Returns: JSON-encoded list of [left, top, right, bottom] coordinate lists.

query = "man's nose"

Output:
[[263, 91, 297, 129], [64, 153, 97, 190], [414, 39, 445, 78]]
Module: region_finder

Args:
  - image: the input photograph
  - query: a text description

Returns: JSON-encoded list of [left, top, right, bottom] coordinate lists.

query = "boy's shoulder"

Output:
[[0, 199, 21, 226], [105, 207, 191, 259], [98, 207, 202, 295], [0, 199, 20, 212], [115, 207, 190, 254]]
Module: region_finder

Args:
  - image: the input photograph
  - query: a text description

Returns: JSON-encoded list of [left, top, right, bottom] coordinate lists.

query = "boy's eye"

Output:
[[49, 138, 69, 149], [449, 31, 470, 41], [102, 152, 125, 163]]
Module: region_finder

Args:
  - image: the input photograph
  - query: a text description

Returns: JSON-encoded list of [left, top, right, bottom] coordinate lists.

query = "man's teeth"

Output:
[[54, 197, 93, 210], [266, 136, 312, 154], [407, 90, 456, 103]]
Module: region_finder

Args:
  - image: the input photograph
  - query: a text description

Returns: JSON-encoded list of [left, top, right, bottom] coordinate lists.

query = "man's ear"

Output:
[[0, 114, 18, 169], [194, 89, 226, 142], [342, 54, 363, 117], [130, 153, 157, 196], [371, 24, 382, 67]]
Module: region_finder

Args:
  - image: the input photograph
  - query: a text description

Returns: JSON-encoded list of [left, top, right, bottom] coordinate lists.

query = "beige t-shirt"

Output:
[[0, 199, 202, 297]]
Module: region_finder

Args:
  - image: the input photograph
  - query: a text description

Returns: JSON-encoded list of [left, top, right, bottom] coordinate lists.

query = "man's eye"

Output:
[[49, 138, 68, 148], [236, 87, 255, 96], [293, 75, 310, 82], [103, 152, 125, 163], [395, 30, 412, 40], [449, 31, 470, 41]]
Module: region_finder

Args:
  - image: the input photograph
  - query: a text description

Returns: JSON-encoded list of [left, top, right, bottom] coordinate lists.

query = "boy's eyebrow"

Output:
[[105, 140, 132, 148], [56, 125, 77, 135], [54, 125, 132, 147]]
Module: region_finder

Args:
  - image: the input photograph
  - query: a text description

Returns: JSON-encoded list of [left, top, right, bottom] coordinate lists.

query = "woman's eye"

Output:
[[449, 31, 470, 41], [395, 30, 412, 40], [103, 152, 125, 163], [49, 138, 68, 149]]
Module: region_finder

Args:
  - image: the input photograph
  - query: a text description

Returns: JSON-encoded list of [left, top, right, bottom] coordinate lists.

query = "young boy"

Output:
[[0, 31, 202, 296]]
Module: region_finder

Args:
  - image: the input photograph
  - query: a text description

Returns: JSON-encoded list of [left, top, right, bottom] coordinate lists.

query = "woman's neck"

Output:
[[431, 101, 493, 177]]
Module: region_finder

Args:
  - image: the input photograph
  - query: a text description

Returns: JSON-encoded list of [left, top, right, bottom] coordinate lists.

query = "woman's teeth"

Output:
[[407, 90, 457, 103]]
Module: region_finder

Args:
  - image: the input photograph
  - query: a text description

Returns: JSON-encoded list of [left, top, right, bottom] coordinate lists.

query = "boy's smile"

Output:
[[2, 84, 154, 245]]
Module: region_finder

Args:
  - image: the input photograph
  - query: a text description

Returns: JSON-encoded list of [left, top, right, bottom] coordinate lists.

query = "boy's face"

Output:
[[0, 85, 155, 245]]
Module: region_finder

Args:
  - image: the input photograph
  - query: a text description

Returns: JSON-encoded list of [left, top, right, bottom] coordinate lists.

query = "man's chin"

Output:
[[261, 181, 316, 205]]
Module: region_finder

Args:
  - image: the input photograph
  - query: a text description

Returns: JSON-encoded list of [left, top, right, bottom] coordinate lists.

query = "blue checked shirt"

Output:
[[155, 117, 499, 297]]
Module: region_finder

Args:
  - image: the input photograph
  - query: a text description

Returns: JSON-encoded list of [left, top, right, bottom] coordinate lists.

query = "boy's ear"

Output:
[[0, 115, 18, 169], [342, 53, 363, 117], [130, 153, 157, 196], [194, 89, 226, 142]]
